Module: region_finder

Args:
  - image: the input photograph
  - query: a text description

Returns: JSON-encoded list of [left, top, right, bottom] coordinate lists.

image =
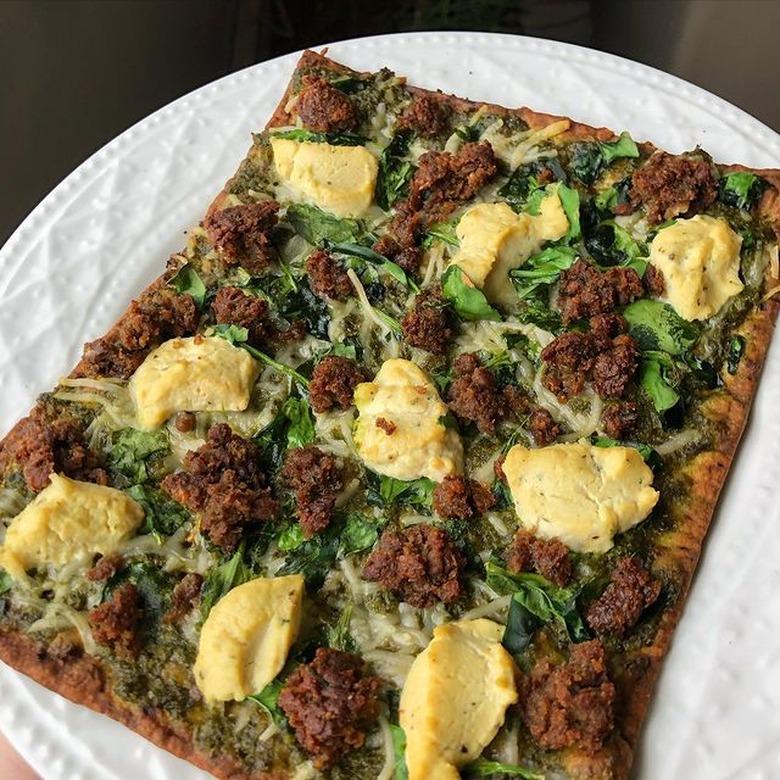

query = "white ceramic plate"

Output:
[[1, 32, 779, 780]]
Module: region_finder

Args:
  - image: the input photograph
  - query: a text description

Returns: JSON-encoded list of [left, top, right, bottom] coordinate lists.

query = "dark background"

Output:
[[1, 0, 778, 246]]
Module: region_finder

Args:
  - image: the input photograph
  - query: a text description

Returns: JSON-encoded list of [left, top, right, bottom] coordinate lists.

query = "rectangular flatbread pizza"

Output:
[[1, 49, 778, 780]]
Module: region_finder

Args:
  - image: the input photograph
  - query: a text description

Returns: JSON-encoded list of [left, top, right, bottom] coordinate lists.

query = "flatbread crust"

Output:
[[1, 49, 778, 780]]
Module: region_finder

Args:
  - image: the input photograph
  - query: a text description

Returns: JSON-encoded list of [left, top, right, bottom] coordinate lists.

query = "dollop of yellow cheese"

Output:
[[399, 619, 518, 780], [270, 137, 378, 217], [0, 474, 143, 579], [451, 191, 569, 306], [129, 336, 259, 430], [649, 214, 744, 320], [503, 441, 659, 554], [353, 359, 463, 482], [193, 574, 304, 703]]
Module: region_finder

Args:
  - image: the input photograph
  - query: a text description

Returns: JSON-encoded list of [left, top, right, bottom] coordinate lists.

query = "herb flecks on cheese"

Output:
[[129, 336, 259, 430], [193, 574, 304, 703], [649, 214, 744, 321], [0, 474, 143, 579], [271, 137, 378, 218], [503, 441, 659, 554], [399, 618, 518, 780], [353, 359, 463, 482], [451, 193, 569, 306]]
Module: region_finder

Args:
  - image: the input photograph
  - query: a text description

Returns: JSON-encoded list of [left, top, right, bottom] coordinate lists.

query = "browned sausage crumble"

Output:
[[362, 524, 464, 608], [282, 445, 344, 537], [164, 573, 204, 624], [374, 142, 498, 273], [309, 355, 368, 414], [586, 556, 661, 637], [161, 423, 277, 551], [401, 286, 454, 354], [278, 648, 381, 769], [306, 249, 353, 301], [211, 285, 275, 349], [0, 406, 108, 492], [447, 352, 505, 434], [398, 95, 451, 138], [204, 200, 280, 272], [630, 151, 718, 224], [601, 400, 639, 440], [88, 583, 143, 660], [542, 314, 638, 401], [522, 639, 616, 755], [557, 259, 643, 325], [643, 263, 666, 297], [432, 475, 495, 521], [75, 287, 198, 380], [85, 554, 124, 583], [295, 76, 359, 133], [506, 529, 573, 587]]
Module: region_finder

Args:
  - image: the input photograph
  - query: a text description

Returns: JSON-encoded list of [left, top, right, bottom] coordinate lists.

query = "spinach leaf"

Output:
[[278, 279, 331, 341], [246, 679, 285, 725], [282, 397, 315, 449], [390, 724, 409, 780], [340, 513, 381, 556], [325, 603, 357, 652], [486, 562, 588, 644], [200, 543, 252, 618], [585, 220, 647, 271], [502, 593, 538, 655], [464, 758, 544, 779], [441, 266, 501, 322], [277, 529, 340, 586], [271, 128, 367, 146], [570, 131, 639, 184], [0, 570, 11, 596], [169, 264, 206, 308], [639, 352, 680, 412], [727, 335, 745, 374], [516, 294, 562, 333], [718, 171, 766, 211], [600, 131, 640, 165], [376, 131, 415, 210], [329, 74, 364, 93], [209, 324, 310, 387], [423, 220, 460, 248], [622, 299, 699, 356], [329, 241, 417, 291], [277, 523, 305, 552], [510, 245, 577, 299], [127, 485, 189, 543], [254, 414, 288, 473], [498, 159, 565, 207], [557, 183, 582, 242], [372, 474, 435, 511], [286, 203, 365, 245], [108, 428, 169, 484]]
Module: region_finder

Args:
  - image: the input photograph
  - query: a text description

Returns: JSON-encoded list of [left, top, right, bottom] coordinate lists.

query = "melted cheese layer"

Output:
[[353, 359, 463, 482], [271, 137, 378, 217], [649, 214, 743, 320], [399, 619, 518, 780], [503, 441, 659, 553], [129, 336, 259, 430], [0, 474, 143, 579], [193, 575, 304, 702]]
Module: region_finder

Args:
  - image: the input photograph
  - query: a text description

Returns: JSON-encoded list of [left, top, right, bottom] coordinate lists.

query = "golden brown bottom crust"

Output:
[[0, 629, 273, 780]]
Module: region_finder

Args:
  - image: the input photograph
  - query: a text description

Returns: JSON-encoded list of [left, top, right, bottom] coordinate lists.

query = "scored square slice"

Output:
[[0, 49, 779, 780]]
